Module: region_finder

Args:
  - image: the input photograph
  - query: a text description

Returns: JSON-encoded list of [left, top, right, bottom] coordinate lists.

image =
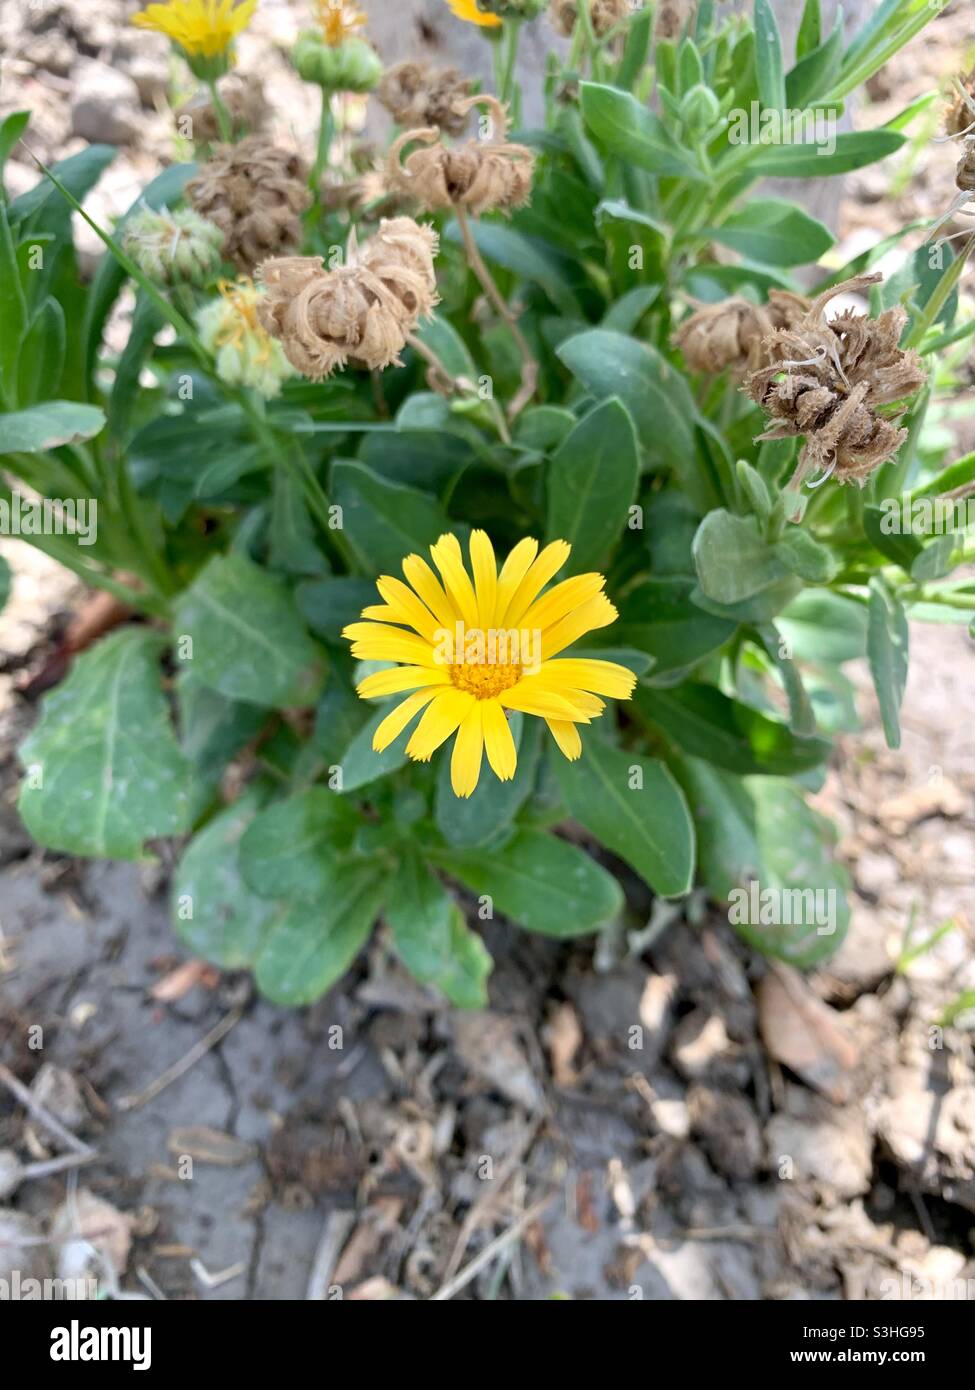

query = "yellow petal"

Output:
[[469, 530, 498, 631], [357, 666, 450, 699], [494, 537, 538, 625], [376, 575, 441, 643], [536, 658, 637, 700], [502, 540, 571, 627], [519, 573, 606, 634], [446, 0, 502, 27], [372, 688, 440, 752], [500, 683, 589, 722], [431, 534, 479, 630], [402, 552, 458, 631], [540, 593, 618, 659], [343, 621, 438, 667], [482, 700, 517, 781], [547, 719, 583, 761], [451, 704, 484, 798], [406, 688, 475, 761]]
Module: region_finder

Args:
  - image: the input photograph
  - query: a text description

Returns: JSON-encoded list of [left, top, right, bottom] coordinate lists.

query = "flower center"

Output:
[[449, 660, 522, 700]]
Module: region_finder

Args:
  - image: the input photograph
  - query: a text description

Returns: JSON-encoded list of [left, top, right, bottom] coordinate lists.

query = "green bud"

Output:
[[479, 0, 549, 16], [292, 33, 383, 92], [679, 83, 721, 136], [123, 205, 225, 288]]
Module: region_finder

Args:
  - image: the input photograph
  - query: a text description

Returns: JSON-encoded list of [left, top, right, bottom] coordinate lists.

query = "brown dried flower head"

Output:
[[386, 95, 535, 218], [378, 61, 475, 138], [257, 217, 440, 379], [186, 135, 312, 275], [956, 144, 975, 194], [551, 0, 637, 38], [177, 74, 270, 145], [745, 273, 927, 486], [674, 290, 810, 378], [944, 68, 975, 138], [654, 0, 696, 42]]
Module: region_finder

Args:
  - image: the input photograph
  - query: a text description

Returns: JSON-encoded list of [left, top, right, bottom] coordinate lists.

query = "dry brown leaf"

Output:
[[150, 958, 219, 1002], [757, 966, 860, 1102], [542, 1001, 582, 1088], [167, 1126, 258, 1167]]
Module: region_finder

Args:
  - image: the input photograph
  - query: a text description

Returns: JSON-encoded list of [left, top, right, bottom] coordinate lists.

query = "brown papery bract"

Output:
[[186, 135, 312, 274], [378, 61, 475, 137], [257, 217, 439, 379], [386, 95, 534, 218], [674, 290, 810, 379], [745, 273, 927, 486]]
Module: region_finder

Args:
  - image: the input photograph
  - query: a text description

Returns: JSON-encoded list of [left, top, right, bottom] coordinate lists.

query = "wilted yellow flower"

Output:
[[344, 532, 636, 798], [315, 0, 368, 45], [197, 279, 295, 398], [132, 0, 257, 65], [445, 0, 503, 28]]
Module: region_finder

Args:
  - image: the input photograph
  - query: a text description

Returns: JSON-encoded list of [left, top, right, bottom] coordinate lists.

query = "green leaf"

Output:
[[786, 15, 843, 109], [545, 398, 638, 573], [777, 589, 869, 665], [554, 737, 695, 897], [0, 112, 30, 182], [636, 683, 830, 775], [332, 459, 452, 575], [708, 199, 833, 267], [580, 82, 705, 179], [694, 509, 791, 603], [386, 849, 492, 1009], [7, 144, 116, 226], [0, 200, 26, 405], [177, 672, 267, 819], [867, 578, 909, 750], [175, 552, 326, 709], [436, 828, 623, 938], [337, 703, 411, 793], [435, 716, 541, 849], [240, 787, 357, 902], [774, 527, 838, 583], [796, 0, 822, 58], [297, 575, 376, 643], [254, 861, 386, 1006], [614, 576, 736, 684], [0, 401, 105, 455], [17, 298, 66, 406], [18, 629, 191, 858], [557, 330, 717, 511], [269, 464, 328, 577], [0, 551, 10, 614], [672, 758, 850, 967], [745, 130, 906, 178], [173, 789, 279, 969], [107, 291, 164, 441], [754, 0, 786, 111]]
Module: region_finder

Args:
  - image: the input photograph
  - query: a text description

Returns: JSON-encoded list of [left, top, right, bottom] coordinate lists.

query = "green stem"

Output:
[[310, 88, 335, 192], [206, 79, 233, 142], [498, 20, 522, 112]]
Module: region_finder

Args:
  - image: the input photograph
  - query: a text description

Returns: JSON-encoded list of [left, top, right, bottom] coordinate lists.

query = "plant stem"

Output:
[[453, 202, 538, 423], [498, 20, 522, 114], [206, 79, 233, 142], [407, 334, 512, 445], [310, 87, 335, 192]]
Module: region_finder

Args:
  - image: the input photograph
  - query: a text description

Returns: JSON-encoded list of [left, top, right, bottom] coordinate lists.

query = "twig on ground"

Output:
[[0, 1062, 94, 1156], [115, 1008, 242, 1112]]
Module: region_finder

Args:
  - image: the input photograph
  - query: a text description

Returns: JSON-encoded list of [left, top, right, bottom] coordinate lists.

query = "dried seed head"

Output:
[[944, 68, 975, 138], [197, 279, 296, 399], [186, 136, 312, 275], [654, 0, 695, 41], [551, 0, 638, 37], [386, 95, 534, 217], [122, 204, 225, 286], [176, 74, 270, 145], [257, 217, 440, 379], [378, 61, 475, 137], [673, 290, 810, 378], [745, 273, 927, 486]]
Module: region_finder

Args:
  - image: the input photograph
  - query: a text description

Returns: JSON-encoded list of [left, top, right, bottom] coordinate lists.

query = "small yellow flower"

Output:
[[315, 0, 368, 46], [445, 0, 503, 27], [344, 532, 636, 798], [132, 0, 257, 60]]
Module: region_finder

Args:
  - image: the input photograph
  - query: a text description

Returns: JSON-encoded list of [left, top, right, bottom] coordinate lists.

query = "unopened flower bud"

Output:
[[293, 32, 383, 91], [679, 83, 720, 136], [123, 205, 225, 287]]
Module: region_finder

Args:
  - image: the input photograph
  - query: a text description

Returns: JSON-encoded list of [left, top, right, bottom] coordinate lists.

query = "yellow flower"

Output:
[[344, 532, 636, 798], [132, 0, 257, 60], [445, 0, 503, 27], [315, 0, 368, 46]]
